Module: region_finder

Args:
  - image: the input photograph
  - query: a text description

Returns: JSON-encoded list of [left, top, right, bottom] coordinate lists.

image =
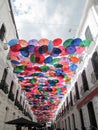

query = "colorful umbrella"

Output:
[[48, 40, 54, 52], [39, 38, 49, 45], [53, 38, 62, 46], [8, 37, 91, 122], [28, 39, 38, 46], [63, 39, 73, 47], [8, 39, 18, 46]]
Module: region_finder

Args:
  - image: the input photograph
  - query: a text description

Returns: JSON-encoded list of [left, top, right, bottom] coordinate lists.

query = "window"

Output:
[[0, 68, 8, 94], [0, 24, 6, 41], [72, 114, 76, 130], [15, 90, 19, 106], [20, 96, 22, 104], [81, 70, 89, 92], [23, 101, 25, 110], [85, 26, 93, 40], [70, 91, 73, 106], [2, 68, 8, 81], [64, 103, 66, 114], [19, 96, 23, 111], [8, 81, 14, 101], [15, 90, 18, 102], [65, 119, 67, 130], [68, 116, 71, 130], [87, 102, 97, 128], [79, 109, 85, 129], [66, 97, 69, 111], [91, 51, 98, 79], [75, 82, 80, 100]]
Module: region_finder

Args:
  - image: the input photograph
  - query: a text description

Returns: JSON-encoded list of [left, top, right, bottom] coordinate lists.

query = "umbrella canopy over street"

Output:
[[7, 38, 92, 122]]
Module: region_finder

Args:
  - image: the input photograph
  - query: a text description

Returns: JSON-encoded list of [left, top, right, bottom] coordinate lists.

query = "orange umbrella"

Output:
[[48, 71, 56, 77], [70, 56, 79, 63], [52, 87, 57, 92], [65, 77, 71, 82], [18, 39, 28, 47], [20, 61, 28, 65], [10, 55, 19, 61], [39, 38, 49, 45], [67, 71, 75, 76]]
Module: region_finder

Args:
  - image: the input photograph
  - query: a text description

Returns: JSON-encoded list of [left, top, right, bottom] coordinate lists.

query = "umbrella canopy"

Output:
[[5, 117, 40, 127], [7, 37, 92, 122]]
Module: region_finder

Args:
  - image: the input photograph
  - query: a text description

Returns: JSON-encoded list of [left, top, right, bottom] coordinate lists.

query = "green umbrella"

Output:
[[80, 39, 92, 47], [30, 54, 36, 63], [30, 78, 37, 84], [41, 65, 50, 72], [14, 65, 25, 72], [54, 64, 63, 68], [66, 81, 71, 84], [52, 58, 59, 64], [54, 79, 59, 83], [63, 39, 73, 47], [38, 87, 44, 91], [50, 99, 54, 104], [44, 91, 49, 95], [64, 74, 68, 79], [56, 88, 61, 91]]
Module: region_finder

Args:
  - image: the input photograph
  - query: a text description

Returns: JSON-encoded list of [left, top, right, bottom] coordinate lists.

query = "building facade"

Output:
[[55, 0, 98, 130], [0, 1, 36, 130], [0, 0, 98, 130]]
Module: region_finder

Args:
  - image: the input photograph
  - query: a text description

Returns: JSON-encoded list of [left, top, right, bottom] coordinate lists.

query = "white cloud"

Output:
[[12, 0, 86, 41]]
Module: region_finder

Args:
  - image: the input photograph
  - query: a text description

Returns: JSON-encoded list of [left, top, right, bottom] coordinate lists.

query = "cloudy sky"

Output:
[[11, 0, 86, 41]]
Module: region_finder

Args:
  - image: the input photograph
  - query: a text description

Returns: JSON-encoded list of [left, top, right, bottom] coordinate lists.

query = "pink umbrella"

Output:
[[76, 46, 85, 54], [10, 50, 19, 56]]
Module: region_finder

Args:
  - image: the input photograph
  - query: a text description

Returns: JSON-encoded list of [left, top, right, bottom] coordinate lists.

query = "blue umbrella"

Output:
[[51, 48, 61, 57], [11, 60, 20, 65], [55, 69, 64, 76], [48, 80, 56, 86], [53, 48, 61, 54], [44, 56, 52, 64], [71, 38, 82, 46], [69, 63, 78, 71], [39, 45, 48, 54], [18, 77, 24, 81], [20, 47, 29, 57], [27, 45, 34, 53], [8, 39, 18, 46], [48, 40, 54, 52]]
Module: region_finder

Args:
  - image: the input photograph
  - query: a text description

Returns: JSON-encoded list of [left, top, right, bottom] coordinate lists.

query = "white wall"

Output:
[[55, 1, 98, 130], [0, 1, 36, 130]]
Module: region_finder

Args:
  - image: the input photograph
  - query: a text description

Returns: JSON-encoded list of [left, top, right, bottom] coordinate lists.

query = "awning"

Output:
[[5, 117, 41, 127]]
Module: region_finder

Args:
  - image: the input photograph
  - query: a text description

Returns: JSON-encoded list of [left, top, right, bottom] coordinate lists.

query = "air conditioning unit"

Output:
[[91, 72, 96, 84]]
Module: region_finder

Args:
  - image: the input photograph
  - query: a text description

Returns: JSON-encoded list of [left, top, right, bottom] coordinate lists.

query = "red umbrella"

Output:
[[53, 38, 62, 46]]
